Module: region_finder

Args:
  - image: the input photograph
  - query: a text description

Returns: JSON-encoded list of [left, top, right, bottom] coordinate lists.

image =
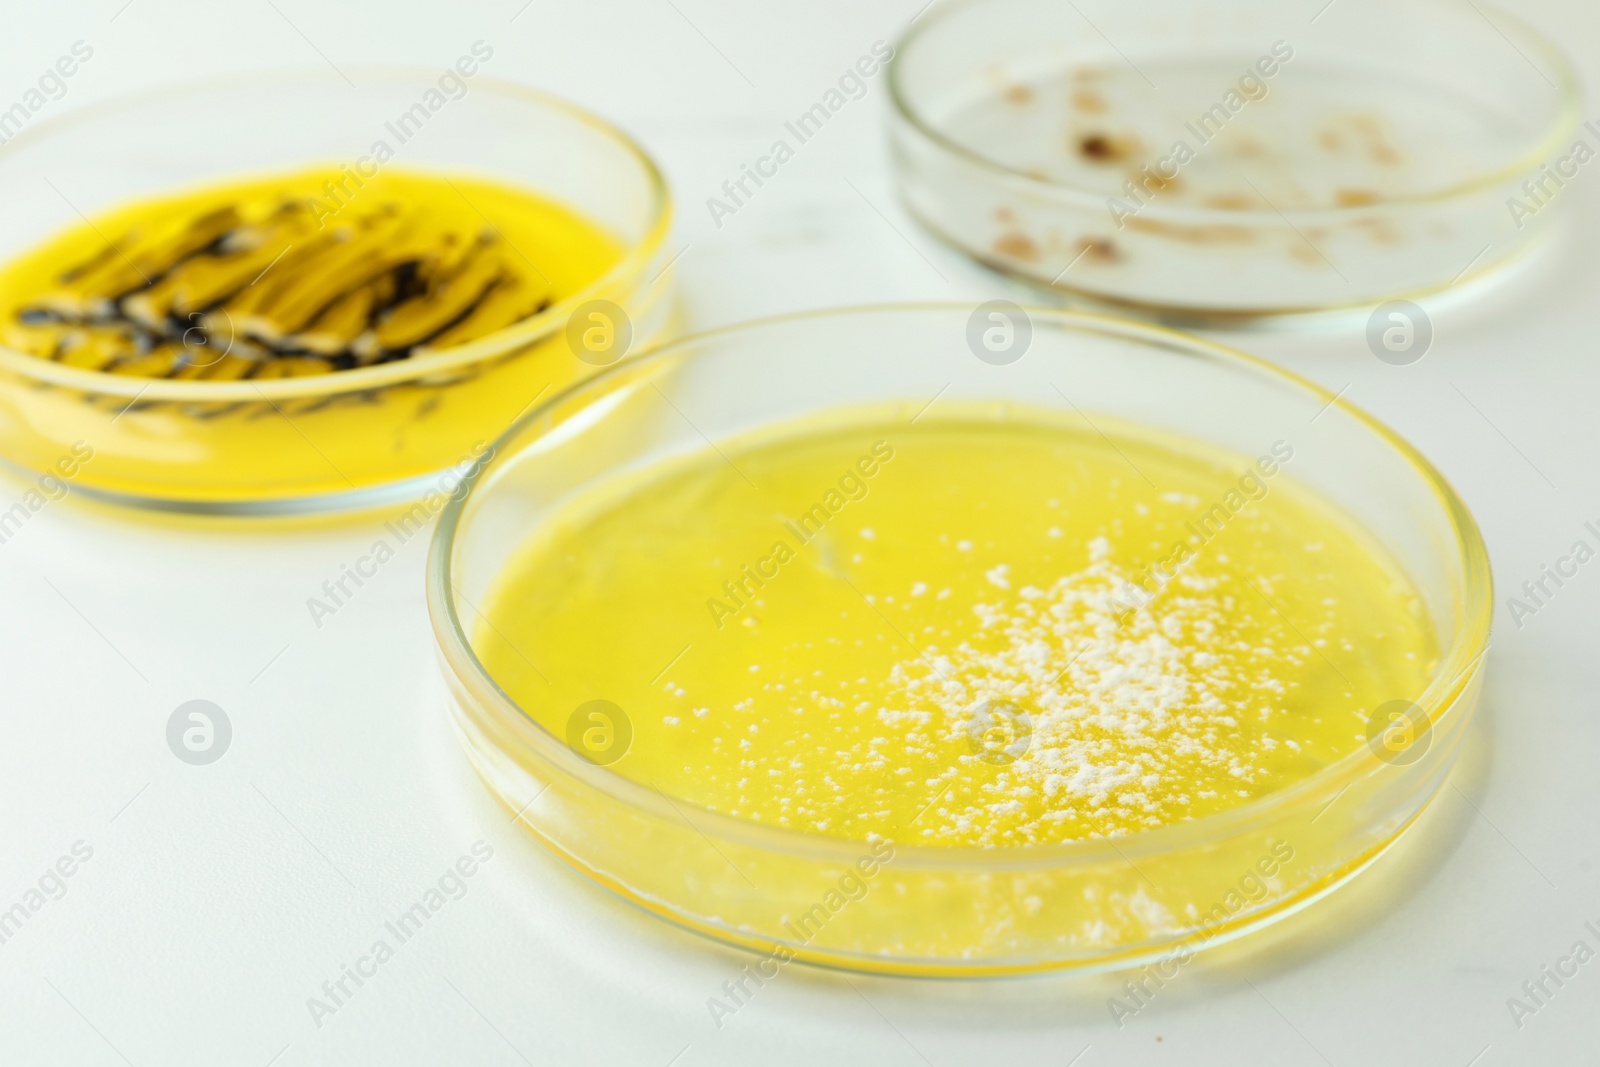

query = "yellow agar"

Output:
[[0, 166, 620, 374], [0, 167, 625, 501], [477, 405, 1438, 847]]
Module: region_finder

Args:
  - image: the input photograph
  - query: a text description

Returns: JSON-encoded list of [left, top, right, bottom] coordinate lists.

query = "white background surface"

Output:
[[1, 1, 1598, 1064]]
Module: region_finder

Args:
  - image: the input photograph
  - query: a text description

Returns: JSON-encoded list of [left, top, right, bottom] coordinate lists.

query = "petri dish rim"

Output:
[[0, 66, 673, 401], [427, 302, 1493, 873], [885, 0, 1582, 223]]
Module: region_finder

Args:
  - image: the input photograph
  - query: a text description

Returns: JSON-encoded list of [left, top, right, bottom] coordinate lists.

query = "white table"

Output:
[[2, 1, 1596, 1063]]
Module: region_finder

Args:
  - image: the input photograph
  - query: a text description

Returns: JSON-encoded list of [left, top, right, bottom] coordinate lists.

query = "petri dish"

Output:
[[887, 0, 1579, 322], [429, 304, 1491, 975], [0, 69, 672, 514]]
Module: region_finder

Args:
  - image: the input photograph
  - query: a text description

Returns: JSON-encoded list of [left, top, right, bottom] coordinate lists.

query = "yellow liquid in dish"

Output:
[[0, 167, 620, 375], [477, 407, 1437, 847], [0, 167, 626, 502]]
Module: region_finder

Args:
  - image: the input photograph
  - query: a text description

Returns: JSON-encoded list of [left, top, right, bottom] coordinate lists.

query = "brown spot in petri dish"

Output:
[[993, 232, 1042, 262], [1079, 134, 1113, 160], [1335, 188, 1381, 207], [1352, 216, 1403, 245], [1023, 167, 1053, 181], [994, 206, 1017, 224], [1325, 112, 1403, 165], [1074, 237, 1119, 264], [1370, 142, 1402, 165], [1204, 193, 1255, 210], [1078, 132, 1138, 163], [1072, 88, 1107, 114], [1131, 167, 1181, 194], [1003, 83, 1036, 106]]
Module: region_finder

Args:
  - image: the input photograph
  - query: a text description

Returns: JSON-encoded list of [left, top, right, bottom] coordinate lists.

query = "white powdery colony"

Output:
[[885, 538, 1297, 844]]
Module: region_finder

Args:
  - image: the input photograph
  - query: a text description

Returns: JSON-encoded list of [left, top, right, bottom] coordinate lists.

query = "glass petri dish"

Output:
[[428, 304, 1491, 976], [0, 69, 672, 514], [887, 0, 1579, 322]]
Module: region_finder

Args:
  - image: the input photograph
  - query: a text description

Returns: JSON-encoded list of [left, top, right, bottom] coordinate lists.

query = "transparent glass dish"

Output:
[[428, 305, 1491, 975], [0, 70, 672, 514], [887, 0, 1579, 322]]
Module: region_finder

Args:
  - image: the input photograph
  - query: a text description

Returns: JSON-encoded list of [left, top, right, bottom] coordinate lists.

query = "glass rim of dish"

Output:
[[885, 0, 1582, 221], [0, 66, 672, 401], [427, 302, 1493, 871]]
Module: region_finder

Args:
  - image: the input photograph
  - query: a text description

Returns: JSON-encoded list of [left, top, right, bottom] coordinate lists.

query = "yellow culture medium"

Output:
[[477, 404, 1437, 847], [0, 167, 625, 502]]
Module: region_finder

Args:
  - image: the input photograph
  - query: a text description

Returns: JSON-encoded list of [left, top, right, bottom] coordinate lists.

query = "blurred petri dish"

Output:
[[0, 69, 673, 514], [887, 0, 1579, 323]]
